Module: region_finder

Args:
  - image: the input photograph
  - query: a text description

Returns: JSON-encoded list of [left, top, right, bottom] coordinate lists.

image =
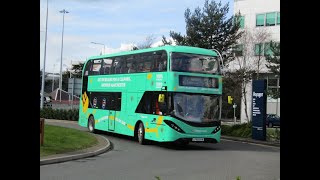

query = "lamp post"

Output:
[[59, 9, 69, 102], [40, 0, 49, 109], [91, 42, 105, 54], [52, 64, 56, 92]]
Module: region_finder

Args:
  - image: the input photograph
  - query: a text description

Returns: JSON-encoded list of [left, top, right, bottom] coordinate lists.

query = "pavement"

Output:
[[40, 119, 280, 166]]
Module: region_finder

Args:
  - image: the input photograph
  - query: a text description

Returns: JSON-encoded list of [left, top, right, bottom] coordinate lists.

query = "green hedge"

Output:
[[221, 123, 252, 138], [40, 108, 79, 121], [222, 123, 280, 141]]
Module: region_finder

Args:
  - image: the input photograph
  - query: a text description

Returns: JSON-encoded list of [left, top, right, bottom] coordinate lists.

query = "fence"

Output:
[[51, 100, 80, 110]]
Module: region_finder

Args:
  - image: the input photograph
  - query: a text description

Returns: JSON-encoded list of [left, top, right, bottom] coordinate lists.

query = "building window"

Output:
[[266, 12, 276, 26], [256, 14, 265, 26], [256, 12, 280, 27], [268, 79, 278, 87], [240, 16, 244, 28], [234, 44, 243, 56], [264, 42, 272, 56], [254, 43, 264, 56]]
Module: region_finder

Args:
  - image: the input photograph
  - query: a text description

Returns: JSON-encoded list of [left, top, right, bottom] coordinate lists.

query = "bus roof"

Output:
[[87, 45, 218, 60]]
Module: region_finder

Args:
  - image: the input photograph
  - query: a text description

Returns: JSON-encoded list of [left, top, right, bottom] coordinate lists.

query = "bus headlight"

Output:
[[164, 120, 185, 133], [212, 126, 221, 134]]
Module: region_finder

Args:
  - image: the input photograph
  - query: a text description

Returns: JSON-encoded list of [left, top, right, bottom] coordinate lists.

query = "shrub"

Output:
[[267, 128, 280, 142], [40, 108, 79, 121], [221, 123, 252, 138]]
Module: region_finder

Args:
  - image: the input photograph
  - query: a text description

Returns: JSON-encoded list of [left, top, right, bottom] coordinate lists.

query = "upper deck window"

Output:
[[171, 53, 219, 74]]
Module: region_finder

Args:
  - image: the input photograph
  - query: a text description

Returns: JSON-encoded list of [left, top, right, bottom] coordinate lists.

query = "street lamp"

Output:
[[52, 64, 56, 92], [59, 9, 69, 102], [91, 42, 105, 54], [41, 0, 49, 109]]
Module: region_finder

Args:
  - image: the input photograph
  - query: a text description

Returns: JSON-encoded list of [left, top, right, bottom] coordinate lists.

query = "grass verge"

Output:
[[40, 125, 98, 157]]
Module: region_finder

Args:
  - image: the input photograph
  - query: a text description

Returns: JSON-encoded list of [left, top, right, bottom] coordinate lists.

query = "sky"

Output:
[[40, 0, 233, 73]]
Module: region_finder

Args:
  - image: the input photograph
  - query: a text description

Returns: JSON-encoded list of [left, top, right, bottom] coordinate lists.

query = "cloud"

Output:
[[40, 0, 233, 73]]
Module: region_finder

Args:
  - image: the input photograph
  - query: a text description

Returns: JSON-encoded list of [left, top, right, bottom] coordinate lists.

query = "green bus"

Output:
[[78, 45, 223, 145]]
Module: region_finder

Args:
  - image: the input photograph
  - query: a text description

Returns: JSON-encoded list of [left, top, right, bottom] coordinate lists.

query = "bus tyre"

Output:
[[137, 122, 147, 145], [88, 116, 96, 133]]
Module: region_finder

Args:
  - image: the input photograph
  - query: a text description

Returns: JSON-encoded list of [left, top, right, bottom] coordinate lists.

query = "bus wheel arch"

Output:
[[88, 114, 96, 133]]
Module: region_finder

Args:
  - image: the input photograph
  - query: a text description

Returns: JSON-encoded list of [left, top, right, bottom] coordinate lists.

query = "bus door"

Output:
[[108, 110, 116, 131], [108, 93, 121, 131]]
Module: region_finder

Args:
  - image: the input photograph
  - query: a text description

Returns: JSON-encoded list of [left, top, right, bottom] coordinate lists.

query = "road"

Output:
[[41, 121, 280, 180]]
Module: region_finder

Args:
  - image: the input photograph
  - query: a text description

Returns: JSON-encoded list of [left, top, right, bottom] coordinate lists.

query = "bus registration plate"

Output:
[[192, 138, 204, 142]]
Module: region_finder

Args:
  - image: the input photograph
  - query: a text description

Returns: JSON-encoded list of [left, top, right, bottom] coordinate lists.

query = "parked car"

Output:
[[266, 114, 280, 128]]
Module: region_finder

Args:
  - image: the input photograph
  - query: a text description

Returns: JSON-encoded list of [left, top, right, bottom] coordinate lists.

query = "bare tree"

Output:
[[162, 35, 173, 45], [232, 29, 256, 122], [252, 28, 271, 79], [134, 34, 157, 50]]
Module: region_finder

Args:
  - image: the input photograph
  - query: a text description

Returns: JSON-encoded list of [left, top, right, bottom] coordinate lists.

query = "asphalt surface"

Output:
[[40, 120, 280, 180]]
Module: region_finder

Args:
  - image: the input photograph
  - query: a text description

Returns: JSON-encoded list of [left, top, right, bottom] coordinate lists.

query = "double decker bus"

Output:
[[79, 45, 223, 145]]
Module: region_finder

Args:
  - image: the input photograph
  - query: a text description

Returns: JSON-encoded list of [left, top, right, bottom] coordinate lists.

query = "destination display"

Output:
[[179, 75, 218, 88]]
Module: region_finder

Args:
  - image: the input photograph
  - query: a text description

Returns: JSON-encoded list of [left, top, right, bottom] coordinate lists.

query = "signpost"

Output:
[[228, 96, 237, 123], [233, 103, 237, 123], [251, 80, 267, 141]]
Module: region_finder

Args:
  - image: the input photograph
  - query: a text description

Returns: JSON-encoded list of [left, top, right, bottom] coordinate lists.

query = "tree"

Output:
[[265, 41, 280, 75], [222, 71, 242, 119], [265, 41, 280, 99], [70, 62, 84, 78], [133, 34, 156, 50], [231, 28, 271, 121], [232, 29, 257, 122], [164, 0, 243, 65], [62, 70, 70, 91], [62, 61, 84, 92], [162, 35, 172, 45], [252, 28, 271, 79]]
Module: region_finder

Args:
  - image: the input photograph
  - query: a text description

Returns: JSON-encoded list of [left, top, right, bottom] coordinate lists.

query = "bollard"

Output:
[[40, 118, 45, 145]]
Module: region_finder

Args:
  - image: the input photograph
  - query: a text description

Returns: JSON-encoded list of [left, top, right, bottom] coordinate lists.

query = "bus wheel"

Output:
[[88, 116, 96, 133], [137, 122, 146, 145]]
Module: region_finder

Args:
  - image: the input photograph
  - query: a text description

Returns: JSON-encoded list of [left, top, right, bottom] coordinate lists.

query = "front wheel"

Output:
[[88, 116, 96, 133], [137, 122, 147, 145]]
